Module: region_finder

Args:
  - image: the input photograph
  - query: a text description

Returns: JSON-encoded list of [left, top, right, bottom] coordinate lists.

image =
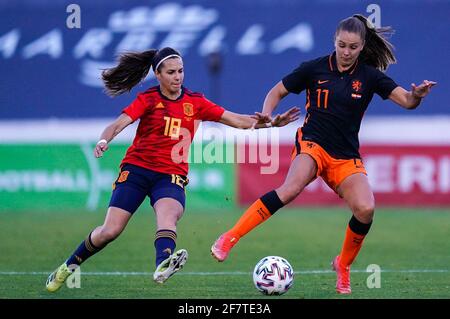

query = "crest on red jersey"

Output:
[[352, 80, 362, 92], [183, 103, 194, 116]]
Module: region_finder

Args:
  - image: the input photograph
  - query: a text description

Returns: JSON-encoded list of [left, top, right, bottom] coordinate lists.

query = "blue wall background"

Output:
[[0, 0, 448, 119]]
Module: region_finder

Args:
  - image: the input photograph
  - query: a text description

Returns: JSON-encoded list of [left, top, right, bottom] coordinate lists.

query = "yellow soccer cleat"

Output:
[[153, 249, 188, 284], [45, 262, 73, 292]]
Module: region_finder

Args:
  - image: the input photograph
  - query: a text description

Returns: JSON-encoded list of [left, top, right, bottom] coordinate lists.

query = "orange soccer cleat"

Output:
[[211, 232, 239, 262], [331, 255, 352, 294]]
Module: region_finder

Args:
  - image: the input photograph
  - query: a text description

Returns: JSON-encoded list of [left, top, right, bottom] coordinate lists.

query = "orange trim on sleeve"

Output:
[[305, 89, 311, 110]]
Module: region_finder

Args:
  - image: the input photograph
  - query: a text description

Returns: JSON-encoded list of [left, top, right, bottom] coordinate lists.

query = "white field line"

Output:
[[0, 269, 449, 276]]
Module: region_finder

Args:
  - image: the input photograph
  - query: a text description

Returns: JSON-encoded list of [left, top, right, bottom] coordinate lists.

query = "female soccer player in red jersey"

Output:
[[211, 15, 436, 294], [45, 47, 300, 292]]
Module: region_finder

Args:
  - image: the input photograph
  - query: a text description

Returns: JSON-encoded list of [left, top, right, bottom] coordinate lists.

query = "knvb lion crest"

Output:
[[352, 80, 362, 92], [183, 103, 194, 117]]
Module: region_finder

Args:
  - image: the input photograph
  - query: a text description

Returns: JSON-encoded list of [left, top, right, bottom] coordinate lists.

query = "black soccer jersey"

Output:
[[282, 52, 398, 159]]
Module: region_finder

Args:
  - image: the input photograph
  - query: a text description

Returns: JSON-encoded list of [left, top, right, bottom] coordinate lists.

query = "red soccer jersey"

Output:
[[121, 86, 225, 176]]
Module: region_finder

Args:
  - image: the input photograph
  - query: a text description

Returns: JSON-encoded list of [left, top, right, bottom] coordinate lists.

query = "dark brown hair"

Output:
[[336, 14, 396, 71], [101, 47, 181, 97]]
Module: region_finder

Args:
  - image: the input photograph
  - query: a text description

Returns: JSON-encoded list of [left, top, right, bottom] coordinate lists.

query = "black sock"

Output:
[[260, 190, 285, 215]]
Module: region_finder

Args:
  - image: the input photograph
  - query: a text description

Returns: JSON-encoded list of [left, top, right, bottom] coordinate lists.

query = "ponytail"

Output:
[[337, 15, 396, 71], [102, 49, 157, 97], [353, 14, 396, 71]]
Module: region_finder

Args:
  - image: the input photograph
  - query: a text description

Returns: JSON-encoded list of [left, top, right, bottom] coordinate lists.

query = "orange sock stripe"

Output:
[[339, 226, 366, 267], [155, 230, 177, 242], [230, 199, 272, 238], [84, 237, 97, 252]]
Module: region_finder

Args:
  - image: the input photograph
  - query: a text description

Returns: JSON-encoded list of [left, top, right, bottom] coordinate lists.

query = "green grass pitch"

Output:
[[1, 207, 449, 299]]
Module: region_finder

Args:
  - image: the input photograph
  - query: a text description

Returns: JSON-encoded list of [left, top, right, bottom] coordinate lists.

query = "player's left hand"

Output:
[[411, 80, 437, 98], [251, 107, 300, 129], [270, 107, 301, 127]]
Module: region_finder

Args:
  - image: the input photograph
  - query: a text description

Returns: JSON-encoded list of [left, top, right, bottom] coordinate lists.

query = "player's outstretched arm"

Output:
[[219, 107, 300, 130], [388, 80, 437, 110], [94, 113, 133, 158], [219, 81, 297, 130]]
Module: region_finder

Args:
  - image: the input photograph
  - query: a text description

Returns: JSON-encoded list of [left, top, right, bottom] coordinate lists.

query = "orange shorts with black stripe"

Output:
[[291, 128, 367, 192]]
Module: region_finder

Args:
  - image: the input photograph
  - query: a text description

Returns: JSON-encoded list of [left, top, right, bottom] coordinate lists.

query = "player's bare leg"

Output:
[[211, 154, 317, 262], [46, 207, 132, 292]]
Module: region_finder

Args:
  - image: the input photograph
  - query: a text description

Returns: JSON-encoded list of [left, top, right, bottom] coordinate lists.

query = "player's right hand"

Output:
[[252, 112, 272, 124], [94, 141, 109, 158]]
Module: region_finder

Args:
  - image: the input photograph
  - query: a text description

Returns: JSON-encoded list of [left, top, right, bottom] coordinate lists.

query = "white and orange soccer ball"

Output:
[[252, 256, 294, 295]]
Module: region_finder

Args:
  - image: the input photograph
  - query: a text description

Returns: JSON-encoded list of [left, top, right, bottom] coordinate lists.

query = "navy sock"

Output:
[[66, 231, 104, 267], [154, 229, 177, 267]]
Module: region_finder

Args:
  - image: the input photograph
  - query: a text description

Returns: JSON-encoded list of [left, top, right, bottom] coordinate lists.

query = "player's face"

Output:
[[334, 30, 364, 68], [156, 58, 184, 95]]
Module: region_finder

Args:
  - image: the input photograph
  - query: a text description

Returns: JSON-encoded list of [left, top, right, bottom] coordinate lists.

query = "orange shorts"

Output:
[[291, 129, 367, 191]]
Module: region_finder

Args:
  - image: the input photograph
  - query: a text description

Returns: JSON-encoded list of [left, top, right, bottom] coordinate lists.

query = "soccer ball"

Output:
[[253, 256, 294, 295]]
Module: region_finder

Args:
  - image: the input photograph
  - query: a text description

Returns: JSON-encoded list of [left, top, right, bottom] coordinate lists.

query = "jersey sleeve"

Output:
[[372, 69, 398, 100], [282, 61, 314, 94], [197, 96, 225, 122], [122, 93, 149, 121]]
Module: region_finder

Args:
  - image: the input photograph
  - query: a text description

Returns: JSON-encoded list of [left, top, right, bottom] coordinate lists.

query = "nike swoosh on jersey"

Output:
[[318, 80, 329, 84]]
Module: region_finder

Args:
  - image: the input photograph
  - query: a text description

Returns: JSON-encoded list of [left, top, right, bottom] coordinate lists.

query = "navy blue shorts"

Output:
[[109, 164, 188, 214]]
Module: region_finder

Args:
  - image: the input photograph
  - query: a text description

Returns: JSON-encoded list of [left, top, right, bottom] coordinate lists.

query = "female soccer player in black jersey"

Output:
[[212, 15, 436, 294]]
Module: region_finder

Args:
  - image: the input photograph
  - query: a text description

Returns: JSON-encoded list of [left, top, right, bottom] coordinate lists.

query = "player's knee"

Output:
[[353, 202, 375, 222], [158, 216, 179, 229], [98, 225, 122, 243], [276, 183, 303, 204], [173, 210, 183, 222], [159, 206, 183, 222]]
